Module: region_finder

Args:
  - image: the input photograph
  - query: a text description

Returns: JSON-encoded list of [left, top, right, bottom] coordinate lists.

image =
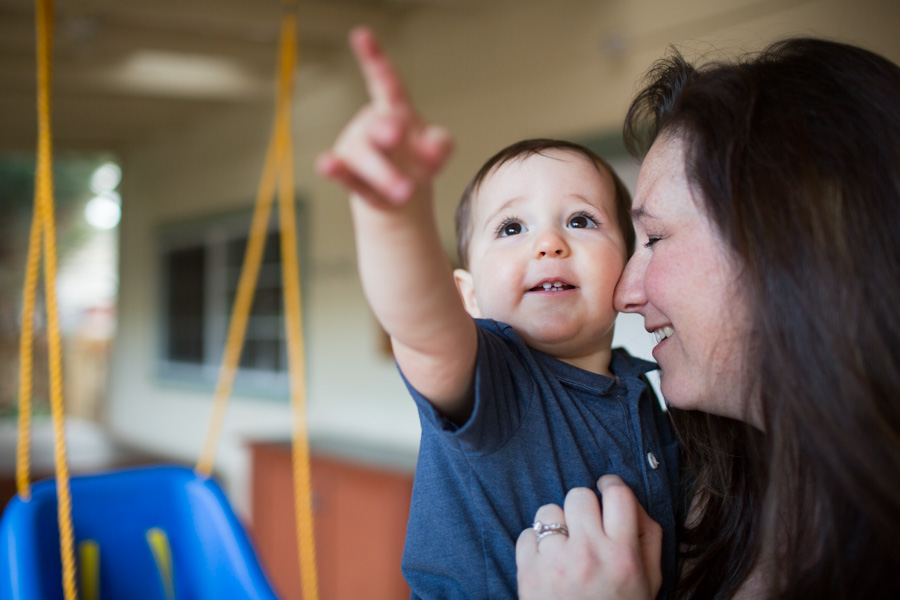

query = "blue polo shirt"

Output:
[[401, 319, 679, 600]]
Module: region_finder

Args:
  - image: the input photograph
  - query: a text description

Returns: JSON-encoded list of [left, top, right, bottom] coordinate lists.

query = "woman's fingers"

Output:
[[516, 503, 568, 598], [517, 483, 662, 600], [563, 486, 605, 542], [596, 475, 662, 555], [633, 495, 664, 594], [596, 474, 638, 543], [597, 475, 663, 597], [349, 26, 410, 111], [517, 503, 567, 562], [532, 503, 569, 552], [515, 488, 635, 600], [515, 526, 536, 567]]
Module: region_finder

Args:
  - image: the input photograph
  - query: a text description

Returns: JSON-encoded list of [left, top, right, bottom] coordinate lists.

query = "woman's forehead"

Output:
[[631, 135, 706, 224], [633, 137, 690, 215]]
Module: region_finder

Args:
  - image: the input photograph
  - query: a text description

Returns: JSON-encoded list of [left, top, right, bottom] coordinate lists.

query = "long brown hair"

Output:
[[625, 38, 900, 598]]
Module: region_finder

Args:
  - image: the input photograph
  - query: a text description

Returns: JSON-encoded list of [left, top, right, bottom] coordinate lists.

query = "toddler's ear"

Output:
[[453, 268, 481, 318]]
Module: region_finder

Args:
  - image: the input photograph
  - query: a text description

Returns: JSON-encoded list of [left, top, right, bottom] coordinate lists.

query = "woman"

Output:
[[516, 38, 900, 598]]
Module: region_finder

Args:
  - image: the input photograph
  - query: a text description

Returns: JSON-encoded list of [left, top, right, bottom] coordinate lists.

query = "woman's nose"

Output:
[[613, 256, 647, 313], [533, 230, 570, 259]]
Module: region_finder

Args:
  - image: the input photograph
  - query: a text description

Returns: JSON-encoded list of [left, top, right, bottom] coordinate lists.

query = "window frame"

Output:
[[155, 203, 307, 398]]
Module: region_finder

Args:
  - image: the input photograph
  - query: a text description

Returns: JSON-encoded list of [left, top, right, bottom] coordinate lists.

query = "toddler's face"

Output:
[[455, 150, 627, 366]]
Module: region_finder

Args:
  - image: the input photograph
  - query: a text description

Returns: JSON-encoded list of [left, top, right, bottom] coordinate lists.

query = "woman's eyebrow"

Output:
[[631, 205, 657, 221]]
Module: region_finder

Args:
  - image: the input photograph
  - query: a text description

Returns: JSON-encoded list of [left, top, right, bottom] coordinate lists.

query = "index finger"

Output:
[[349, 27, 410, 110]]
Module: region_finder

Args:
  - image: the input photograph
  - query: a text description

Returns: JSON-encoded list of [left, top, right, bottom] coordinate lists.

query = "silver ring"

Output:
[[532, 521, 569, 543]]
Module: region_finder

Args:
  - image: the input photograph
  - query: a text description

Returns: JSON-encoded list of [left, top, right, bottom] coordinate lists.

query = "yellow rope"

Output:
[[195, 8, 293, 475], [15, 175, 41, 500], [194, 111, 284, 477], [15, 1, 79, 598], [195, 2, 319, 597], [17, 1, 316, 598], [273, 14, 321, 600]]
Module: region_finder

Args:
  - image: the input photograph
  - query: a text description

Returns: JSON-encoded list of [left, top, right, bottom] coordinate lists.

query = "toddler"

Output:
[[317, 28, 678, 600]]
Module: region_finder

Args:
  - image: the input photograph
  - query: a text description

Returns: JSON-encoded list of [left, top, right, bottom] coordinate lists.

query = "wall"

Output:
[[107, 0, 900, 516]]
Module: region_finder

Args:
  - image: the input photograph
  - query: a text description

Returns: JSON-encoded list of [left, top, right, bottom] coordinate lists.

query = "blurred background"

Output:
[[0, 0, 897, 597]]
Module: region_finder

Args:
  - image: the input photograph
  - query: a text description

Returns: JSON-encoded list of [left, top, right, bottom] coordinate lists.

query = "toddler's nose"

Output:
[[534, 230, 570, 259]]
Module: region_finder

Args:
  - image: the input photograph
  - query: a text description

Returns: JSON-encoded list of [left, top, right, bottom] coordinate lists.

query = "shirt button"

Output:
[[647, 452, 660, 470]]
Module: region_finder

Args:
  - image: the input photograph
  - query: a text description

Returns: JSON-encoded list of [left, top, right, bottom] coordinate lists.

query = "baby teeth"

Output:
[[541, 282, 565, 290]]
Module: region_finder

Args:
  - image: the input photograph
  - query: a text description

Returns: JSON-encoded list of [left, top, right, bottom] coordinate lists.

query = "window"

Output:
[[157, 205, 306, 396]]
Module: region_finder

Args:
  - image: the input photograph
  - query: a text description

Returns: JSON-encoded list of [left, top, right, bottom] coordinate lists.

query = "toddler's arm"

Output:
[[317, 28, 477, 422]]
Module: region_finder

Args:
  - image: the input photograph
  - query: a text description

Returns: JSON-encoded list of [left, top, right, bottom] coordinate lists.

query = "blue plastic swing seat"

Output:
[[0, 465, 280, 600]]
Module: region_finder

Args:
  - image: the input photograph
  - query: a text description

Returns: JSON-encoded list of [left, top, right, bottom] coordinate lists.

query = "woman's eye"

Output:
[[568, 213, 598, 229], [644, 236, 662, 248], [498, 220, 525, 237]]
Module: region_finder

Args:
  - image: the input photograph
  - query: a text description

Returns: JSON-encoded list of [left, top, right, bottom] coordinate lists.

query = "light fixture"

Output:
[[85, 192, 121, 230], [90, 161, 121, 194]]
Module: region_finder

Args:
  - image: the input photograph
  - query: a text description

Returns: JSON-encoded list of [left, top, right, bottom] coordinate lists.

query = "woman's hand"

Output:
[[516, 475, 663, 600], [316, 27, 452, 208]]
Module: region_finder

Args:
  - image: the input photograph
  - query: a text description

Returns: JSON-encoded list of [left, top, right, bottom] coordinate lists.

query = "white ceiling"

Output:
[[5, 0, 899, 156], [0, 0, 465, 153]]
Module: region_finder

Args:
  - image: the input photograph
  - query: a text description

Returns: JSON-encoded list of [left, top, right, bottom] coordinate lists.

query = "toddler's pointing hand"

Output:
[[317, 27, 453, 208]]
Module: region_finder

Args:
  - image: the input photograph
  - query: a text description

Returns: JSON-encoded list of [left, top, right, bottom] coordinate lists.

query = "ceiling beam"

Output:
[[0, 8, 351, 66], [0, 90, 245, 152]]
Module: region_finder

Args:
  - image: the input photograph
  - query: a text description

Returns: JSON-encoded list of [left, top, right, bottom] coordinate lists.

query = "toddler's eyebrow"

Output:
[[482, 197, 522, 232], [571, 194, 612, 218]]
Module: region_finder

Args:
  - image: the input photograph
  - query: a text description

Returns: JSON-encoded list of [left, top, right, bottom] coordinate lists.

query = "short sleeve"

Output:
[[400, 319, 538, 455]]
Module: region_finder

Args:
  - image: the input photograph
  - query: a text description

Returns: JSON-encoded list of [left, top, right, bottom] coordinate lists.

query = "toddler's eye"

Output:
[[498, 220, 525, 237], [568, 212, 598, 229]]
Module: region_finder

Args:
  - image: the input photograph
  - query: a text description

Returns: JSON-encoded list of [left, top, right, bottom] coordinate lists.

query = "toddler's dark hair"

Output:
[[454, 138, 634, 270]]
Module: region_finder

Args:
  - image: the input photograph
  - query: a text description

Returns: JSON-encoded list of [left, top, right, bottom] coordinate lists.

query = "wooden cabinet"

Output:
[[249, 441, 414, 600]]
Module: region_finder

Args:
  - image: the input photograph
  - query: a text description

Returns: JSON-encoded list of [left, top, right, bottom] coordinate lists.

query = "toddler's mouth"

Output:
[[528, 281, 576, 292]]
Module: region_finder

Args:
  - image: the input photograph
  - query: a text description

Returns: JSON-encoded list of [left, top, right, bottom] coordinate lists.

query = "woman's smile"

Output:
[[651, 325, 674, 345], [614, 135, 754, 420]]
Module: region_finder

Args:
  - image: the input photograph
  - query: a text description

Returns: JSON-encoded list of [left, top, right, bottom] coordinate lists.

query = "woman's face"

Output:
[[614, 135, 759, 425]]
